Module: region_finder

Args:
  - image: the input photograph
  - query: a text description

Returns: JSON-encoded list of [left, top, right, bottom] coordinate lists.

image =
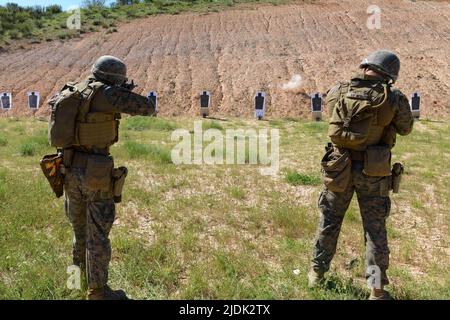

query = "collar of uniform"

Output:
[[351, 72, 386, 85], [84, 75, 98, 86], [87, 74, 111, 86]]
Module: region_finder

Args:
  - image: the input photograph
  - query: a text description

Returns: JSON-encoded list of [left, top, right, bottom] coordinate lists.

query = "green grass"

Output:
[[124, 140, 149, 158], [228, 186, 246, 200], [0, 136, 8, 146], [19, 142, 37, 156], [18, 133, 50, 156], [0, 117, 449, 300], [302, 121, 328, 133], [203, 120, 224, 131], [123, 140, 172, 163], [123, 116, 177, 132], [271, 204, 313, 238], [285, 170, 321, 186]]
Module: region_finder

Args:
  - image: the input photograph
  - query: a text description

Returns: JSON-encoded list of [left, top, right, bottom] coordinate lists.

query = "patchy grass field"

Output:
[[0, 116, 448, 300]]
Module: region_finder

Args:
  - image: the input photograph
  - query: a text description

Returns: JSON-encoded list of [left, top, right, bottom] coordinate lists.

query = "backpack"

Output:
[[328, 81, 390, 151], [48, 80, 101, 148]]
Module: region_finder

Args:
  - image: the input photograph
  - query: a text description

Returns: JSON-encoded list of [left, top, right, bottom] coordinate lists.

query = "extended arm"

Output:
[[91, 85, 156, 116], [391, 90, 414, 136]]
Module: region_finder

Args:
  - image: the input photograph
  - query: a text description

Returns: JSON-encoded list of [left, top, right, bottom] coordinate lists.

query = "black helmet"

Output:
[[91, 55, 127, 85], [360, 50, 400, 83]]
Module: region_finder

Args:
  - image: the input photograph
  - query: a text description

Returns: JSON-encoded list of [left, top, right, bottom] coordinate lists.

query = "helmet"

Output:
[[91, 55, 127, 85], [359, 50, 400, 82]]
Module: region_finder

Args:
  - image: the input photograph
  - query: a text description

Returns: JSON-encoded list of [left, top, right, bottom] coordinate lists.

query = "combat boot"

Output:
[[369, 288, 393, 300], [88, 286, 129, 300], [307, 269, 324, 288]]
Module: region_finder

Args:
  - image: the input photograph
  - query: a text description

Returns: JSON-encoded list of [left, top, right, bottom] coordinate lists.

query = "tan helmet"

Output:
[[91, 55, 127, 85]]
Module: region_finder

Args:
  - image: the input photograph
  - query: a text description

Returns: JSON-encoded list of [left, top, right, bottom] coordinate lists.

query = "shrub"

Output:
[[8, 30, 22, 40], [0, 136, 7, 146], [58, 32, 68, 40], [19, 142, 36, 156], [46, 5, 63, 15]]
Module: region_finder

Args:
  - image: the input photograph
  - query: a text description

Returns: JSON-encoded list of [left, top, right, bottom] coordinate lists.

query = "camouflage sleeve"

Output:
[[325, 83, 341, 115], [391, 89, 414, 136], [101, 86, 156, 116]]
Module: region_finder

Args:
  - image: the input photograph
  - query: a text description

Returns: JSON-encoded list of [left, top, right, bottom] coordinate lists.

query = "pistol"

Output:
[[122, 80, 137, 91]]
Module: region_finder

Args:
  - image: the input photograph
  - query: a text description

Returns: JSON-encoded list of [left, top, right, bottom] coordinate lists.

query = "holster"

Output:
[[40, 153, 64, 198], [391, 163, 404, 193], [112, 167, 128, 203]]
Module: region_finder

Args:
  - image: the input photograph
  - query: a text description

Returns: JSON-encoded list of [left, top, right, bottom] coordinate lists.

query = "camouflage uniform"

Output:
[[64, 79, 155, 290], [312, 73, 413, 286], [65, 168, 115, 288]]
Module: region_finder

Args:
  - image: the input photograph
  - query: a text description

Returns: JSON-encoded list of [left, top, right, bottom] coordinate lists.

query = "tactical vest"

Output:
[[76, 80, 120, 149], [49, 78, 120, 150], [328, 80, 396, 151]]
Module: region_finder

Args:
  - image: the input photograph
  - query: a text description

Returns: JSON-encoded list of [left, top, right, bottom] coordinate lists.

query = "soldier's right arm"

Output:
[[391, 90, 414, 136], [91, 85, 156, 116]]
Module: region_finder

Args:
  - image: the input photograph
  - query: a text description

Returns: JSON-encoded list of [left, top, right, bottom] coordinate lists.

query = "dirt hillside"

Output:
[[0, 0, 449, 119]]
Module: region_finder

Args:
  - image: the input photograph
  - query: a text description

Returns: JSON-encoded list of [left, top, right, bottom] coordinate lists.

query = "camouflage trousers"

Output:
[[64, 167, 115, 290], [312, 161, 391, 286]]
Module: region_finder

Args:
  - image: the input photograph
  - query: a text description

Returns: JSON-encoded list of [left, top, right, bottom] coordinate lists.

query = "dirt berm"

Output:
[[0, 0, 448, 119]]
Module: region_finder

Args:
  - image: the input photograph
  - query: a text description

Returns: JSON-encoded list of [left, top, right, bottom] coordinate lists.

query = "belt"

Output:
[[65, 148, 110, 168], [331, 144, 365, 162], [71, 151, 89, 168], [349, 150, 365, 161]]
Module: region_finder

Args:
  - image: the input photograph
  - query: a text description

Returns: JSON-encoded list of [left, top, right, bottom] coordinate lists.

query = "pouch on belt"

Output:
[[84, 154, 114, 192], [363, 144, 392, 177], [321, 146, 352, 193]]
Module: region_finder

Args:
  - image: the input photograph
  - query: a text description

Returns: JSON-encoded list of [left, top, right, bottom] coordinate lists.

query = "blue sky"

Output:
[[0, 0, 115, 10]]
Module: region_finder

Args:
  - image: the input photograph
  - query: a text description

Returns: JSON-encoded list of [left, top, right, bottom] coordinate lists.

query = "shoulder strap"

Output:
[[58, 82, 77, 93], [339, 82, 350, 96], [371, 83, 390, 110], [76, 80, 105, 122]]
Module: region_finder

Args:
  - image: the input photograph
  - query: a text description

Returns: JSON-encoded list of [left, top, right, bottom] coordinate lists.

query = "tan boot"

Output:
[[308, 269, 324, 288], [88, 286, 129, 300], [369, 288, 393, 300]]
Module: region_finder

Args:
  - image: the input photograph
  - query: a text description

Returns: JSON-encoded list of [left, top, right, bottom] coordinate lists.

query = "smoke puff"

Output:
[[281, 74, 302, 91]]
